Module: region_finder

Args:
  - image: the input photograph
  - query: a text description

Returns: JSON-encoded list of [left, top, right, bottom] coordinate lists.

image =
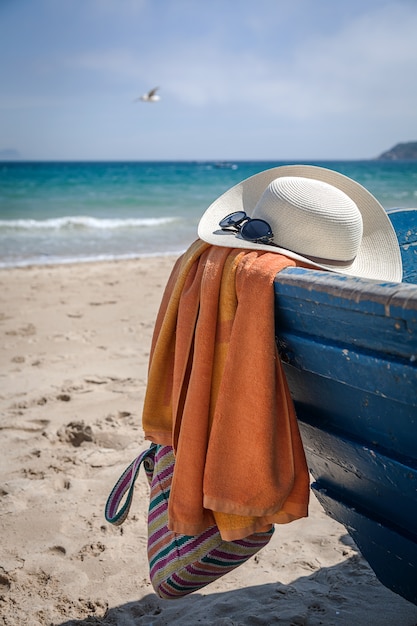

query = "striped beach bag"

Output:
[[105, 443, 274, 599]]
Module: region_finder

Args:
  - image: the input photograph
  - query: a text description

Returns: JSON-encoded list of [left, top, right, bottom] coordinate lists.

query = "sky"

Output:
[[0, 0, 416, 161]]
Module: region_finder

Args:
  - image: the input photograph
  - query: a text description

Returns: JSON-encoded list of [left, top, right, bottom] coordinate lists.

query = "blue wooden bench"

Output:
[[273, 208, 417, 605]]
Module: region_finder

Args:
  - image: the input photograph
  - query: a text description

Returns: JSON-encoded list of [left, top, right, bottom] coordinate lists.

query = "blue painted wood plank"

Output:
[[277, 333, 417, 404], [300, 422, 417, 537], [313, 485, 417, 605], [284, 365, 417, 459], [274, 268, 417, 359]]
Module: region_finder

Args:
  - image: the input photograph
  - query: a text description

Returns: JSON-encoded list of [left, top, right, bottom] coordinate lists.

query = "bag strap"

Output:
[[105, 444, 156, 526]]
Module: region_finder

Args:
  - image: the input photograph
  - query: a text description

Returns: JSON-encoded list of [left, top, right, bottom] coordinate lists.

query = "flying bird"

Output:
[[135, 87, 160, 103]]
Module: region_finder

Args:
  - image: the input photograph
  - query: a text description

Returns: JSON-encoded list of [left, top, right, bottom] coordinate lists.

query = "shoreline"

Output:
[[1, 256, 417, 625], [0, 249, 185, 271]]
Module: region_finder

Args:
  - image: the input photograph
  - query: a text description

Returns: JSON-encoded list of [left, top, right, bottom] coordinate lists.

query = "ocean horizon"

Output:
[[1, 159, 416, 268]]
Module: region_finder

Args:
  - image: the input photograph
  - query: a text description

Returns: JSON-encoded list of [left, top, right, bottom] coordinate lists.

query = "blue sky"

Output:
[[1, 0, 416, 161]]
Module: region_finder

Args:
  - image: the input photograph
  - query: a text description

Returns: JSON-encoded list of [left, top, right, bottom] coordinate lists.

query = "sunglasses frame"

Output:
[[219, 211, 274, 244]]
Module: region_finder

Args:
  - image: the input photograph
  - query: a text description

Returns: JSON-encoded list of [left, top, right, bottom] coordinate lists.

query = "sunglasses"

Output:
[[219, 211, 275, 244]]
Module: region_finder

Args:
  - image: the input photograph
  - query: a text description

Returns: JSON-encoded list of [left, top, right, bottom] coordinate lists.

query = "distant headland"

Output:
[[375, 141, 417, 160]]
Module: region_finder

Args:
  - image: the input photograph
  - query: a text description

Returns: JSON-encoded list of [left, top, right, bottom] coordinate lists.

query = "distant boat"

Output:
[[273, 208, 417, 606], [214, 162, 238, 170]]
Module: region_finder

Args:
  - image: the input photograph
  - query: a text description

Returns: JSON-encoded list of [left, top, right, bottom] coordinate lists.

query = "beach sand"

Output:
[[1, 257, 417, 626]]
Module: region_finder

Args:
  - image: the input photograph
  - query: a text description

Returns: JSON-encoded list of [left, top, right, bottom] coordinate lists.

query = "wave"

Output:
[[0, 248, 185, 269], [0, 215, 178, 231]]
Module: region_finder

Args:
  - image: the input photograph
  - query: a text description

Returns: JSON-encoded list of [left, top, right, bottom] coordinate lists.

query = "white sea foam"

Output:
[[0, 215, 178, 231], [0, 249, 185, 269]]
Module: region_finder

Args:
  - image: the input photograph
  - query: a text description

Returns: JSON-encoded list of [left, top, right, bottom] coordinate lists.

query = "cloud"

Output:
[[159, 1, 417, 122], [27, 0, 416, 122], [288, 3, 417, 115]]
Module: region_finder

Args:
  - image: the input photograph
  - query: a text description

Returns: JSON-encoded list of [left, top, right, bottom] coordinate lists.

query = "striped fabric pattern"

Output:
[[146, 445, 274, 599]]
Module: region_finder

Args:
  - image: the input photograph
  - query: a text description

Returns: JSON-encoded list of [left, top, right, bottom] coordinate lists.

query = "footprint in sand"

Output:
[[11, 355, 25, 363], [10, 397, 48, 410], [6, 323, 37, 337], [21, 468, 45, 480], [56, 393, 71, 402], [57, 421, 93, 447], [76, 542, 106, 561], [0, 573, 12, 591], [48, 545, 67, 556], [0, 418, 49, 432]]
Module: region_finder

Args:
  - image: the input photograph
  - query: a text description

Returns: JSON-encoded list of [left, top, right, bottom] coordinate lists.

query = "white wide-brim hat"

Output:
[[198, 165, 402, 282]]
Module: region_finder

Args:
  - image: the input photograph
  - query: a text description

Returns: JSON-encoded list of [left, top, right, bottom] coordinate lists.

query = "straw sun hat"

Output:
[[197, 165, 402, 282]]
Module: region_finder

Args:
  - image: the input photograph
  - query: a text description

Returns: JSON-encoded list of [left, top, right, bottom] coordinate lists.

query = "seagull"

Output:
[[135, 86, 160, 103]]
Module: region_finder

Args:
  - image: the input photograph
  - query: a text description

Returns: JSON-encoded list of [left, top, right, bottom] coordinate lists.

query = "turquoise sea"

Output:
[[1, 160, 416, 268]]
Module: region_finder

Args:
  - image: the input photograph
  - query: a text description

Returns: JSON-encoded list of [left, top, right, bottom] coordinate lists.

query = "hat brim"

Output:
[[197, 165, 402, 282]]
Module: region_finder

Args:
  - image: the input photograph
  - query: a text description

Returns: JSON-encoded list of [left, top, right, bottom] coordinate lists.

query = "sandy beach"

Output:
[[1, 256, 417, 626]]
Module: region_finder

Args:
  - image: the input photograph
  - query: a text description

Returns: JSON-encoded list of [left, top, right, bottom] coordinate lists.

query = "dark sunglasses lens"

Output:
[[219, 211, 247, 228], [240, 219, 273, 242]]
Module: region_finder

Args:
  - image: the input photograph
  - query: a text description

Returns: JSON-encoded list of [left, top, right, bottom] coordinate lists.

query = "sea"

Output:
[[1, 160, 416, 268]]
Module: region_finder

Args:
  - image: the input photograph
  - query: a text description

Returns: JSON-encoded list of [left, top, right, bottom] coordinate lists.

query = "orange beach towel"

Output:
[[142, 239, 309, 540]]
